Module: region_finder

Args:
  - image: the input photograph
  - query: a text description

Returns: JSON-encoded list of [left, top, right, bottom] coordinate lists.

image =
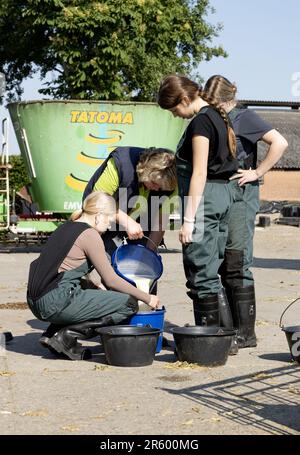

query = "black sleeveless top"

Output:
[[177, 106, 239, 179], [27, 221, 90, 301]]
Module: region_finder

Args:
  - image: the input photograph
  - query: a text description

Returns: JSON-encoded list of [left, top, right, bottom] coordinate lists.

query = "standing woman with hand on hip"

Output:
[[157, 75, 239, 328], [202, 75, 288, 348]]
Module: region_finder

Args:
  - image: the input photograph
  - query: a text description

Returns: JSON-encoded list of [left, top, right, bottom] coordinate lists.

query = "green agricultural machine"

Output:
[[2, 100, 186, 240]]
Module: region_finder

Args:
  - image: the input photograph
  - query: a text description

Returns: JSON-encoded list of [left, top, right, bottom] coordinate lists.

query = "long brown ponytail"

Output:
[[158, 73, 236, 157], [202, 75, 237, 157]]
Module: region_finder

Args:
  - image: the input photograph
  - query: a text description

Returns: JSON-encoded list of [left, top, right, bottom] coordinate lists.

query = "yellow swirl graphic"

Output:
[[76, 152, 104, 166], [66, 127, 121, 191], [65, 174, 88, 192], [85, 129, 124, 144]]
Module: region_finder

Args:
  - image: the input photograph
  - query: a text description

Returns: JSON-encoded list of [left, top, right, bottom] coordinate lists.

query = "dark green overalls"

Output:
[[174, 105, 242, 328], [219, 106, 260, 289], [217, 106, 262, 348], [176, 153, 239, 300], [28, 260, 137, 325], [220, 165, 259, 289]]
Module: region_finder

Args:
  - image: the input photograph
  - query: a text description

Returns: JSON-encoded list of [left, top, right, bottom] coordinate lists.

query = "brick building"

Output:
[[241, 101, 300, 202]]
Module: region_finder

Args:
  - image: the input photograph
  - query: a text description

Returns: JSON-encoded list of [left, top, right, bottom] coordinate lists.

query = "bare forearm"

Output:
[[256, 141, 288, 178], [85, 233, 151, 304], [116, 209, 130, 229], [104, 274, 151, 304], [147, 230, 165, 250], [146, 210, 168, 249], [92, 254, 151, 304]]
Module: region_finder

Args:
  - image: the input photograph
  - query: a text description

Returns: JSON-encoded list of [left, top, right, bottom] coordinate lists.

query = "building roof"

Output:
[[250, 108, 300, 169], [240, 100, 300, 109]]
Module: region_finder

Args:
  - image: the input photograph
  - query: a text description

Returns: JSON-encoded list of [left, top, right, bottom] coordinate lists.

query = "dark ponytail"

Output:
[[202, 75, 238, 157], [202, 92, 236, 157]]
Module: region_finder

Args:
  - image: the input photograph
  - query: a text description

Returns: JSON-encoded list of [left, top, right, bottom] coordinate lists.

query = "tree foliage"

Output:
[[0, 156, 30, 195], [10, 155, 31, 193], [0, 0, 226, 102]]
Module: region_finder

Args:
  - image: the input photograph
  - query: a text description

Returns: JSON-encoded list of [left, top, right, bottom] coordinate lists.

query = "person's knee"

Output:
[[27, 299, 45, 321], [220, 248, 245, 288], [223, 249, 244, 275]]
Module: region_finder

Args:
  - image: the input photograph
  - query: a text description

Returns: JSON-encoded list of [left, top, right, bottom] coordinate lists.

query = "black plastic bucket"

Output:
[[280, 297, 300, 363], [171, 326, 236, 367], [281, 326, 300, 363], [98, 325, 160, 367]]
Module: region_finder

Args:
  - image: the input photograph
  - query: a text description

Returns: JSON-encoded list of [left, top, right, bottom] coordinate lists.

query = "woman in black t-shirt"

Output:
[[157, 74, 239, 327], [202, 75, 288, 349]]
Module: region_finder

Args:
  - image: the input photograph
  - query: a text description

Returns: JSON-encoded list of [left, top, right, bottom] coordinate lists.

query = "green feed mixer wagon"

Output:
[[4, 100, 186, 239]]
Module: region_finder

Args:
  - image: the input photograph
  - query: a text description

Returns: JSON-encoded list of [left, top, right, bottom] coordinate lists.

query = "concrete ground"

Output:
[[0, 218, 300, 435]]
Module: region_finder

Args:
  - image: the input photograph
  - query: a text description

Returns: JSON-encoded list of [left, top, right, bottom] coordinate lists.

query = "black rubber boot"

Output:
[[218, 287, 234, 328], [40, 316, 114, 352], [46, 328, 92, 361], [228, 285, 257, 348], [193, 294, 220, 326], [40, 323, 64, 353], [67, 316, 115, 338], [45, 316, 115, 360], [218, 288, 238, 355]]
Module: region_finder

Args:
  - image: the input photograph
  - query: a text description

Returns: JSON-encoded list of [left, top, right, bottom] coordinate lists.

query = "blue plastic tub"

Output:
[[129, 307, 166, 353]]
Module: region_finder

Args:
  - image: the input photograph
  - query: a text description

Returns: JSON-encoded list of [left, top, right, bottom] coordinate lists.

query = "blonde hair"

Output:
[[157, 73, 236, 157], [70, 191, 116, 221], [136, 148, 177, 191]]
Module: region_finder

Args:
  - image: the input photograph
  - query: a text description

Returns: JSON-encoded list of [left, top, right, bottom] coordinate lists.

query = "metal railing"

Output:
[[0, 117, 11, 229]]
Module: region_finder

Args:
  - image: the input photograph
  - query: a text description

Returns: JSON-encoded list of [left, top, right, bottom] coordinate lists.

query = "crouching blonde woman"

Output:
[[27, 191, 160, 360]]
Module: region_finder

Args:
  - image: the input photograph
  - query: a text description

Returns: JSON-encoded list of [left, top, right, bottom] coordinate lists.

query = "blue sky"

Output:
[[200, 0, 300, 101], [1, 0, 299, 154]]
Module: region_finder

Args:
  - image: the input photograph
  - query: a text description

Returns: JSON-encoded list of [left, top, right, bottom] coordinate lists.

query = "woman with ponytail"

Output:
[[27, 191, 160, 360], [157, 74, 240, 329], [203, 75, 288, 349]]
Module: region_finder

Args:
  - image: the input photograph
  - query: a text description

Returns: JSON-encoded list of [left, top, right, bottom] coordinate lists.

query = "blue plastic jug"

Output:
[[111, 237, 165, 352], [111, 238, 163, 291]]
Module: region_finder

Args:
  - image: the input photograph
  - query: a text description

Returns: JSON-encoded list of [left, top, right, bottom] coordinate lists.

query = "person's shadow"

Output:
[[259, 352, 294, 363]]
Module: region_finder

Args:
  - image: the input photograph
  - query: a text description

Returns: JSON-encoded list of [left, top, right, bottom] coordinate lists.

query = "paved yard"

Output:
[[0, 219, 300, 435]]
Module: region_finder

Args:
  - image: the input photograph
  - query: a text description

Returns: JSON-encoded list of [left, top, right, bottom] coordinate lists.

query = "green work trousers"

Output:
[[176, 155, 239, 300], [27, 261, 138, 325], [219, 180, 259, 288]]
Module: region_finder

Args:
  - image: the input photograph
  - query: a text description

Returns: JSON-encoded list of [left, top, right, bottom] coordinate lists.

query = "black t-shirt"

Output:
[[176, 106, 239, 178], [229, 106, 272, 168]]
